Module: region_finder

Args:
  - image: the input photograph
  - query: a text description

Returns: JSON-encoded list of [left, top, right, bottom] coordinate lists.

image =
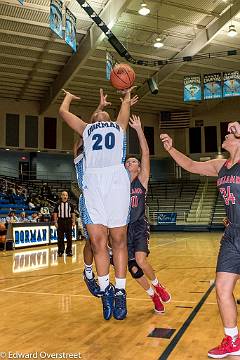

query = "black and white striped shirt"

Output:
[[54, 202, 74, 219]]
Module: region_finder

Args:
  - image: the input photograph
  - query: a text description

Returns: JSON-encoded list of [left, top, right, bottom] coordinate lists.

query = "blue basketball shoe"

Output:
[[83, 270, 101, 297], [100, 284, 115, 320], [113, 288, 127, 320]]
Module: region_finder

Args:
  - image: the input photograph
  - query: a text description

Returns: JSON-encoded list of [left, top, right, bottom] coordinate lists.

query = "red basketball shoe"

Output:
[[208, 335, 240, 358], [151, 293, 165, 314], [154, 283, 171, 303]]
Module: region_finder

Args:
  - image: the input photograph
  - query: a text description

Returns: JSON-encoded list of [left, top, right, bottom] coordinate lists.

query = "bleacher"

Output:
[[147, 180, 200, 224], [211, 193, 225, 225], [0, 192, 33, 217], [0, 176, 76, 219]]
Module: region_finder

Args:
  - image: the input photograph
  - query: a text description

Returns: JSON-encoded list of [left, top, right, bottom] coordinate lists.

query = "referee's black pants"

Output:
[[57, 218, 72, 254]]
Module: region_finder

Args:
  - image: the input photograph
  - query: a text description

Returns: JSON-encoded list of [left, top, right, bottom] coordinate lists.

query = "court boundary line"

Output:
[[158, 282, 215, 360], [0, 288, 218, 305], [0, 268, 81, 292]]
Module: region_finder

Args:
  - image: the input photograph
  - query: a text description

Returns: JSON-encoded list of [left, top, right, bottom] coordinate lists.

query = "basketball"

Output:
[[110, 63, 136, 90]]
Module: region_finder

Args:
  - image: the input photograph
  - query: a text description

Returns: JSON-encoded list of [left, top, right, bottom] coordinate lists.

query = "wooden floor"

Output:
[[1, 232, 240, 360]]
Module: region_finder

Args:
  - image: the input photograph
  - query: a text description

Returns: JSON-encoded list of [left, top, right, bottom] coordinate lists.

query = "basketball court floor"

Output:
[[1, 232, 239, 360]]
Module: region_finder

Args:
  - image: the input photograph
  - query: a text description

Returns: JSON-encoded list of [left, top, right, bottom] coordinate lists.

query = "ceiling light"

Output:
[[154, 38, 164, 48], [228, 24, 237, 37], [138, 3, 150, 16]]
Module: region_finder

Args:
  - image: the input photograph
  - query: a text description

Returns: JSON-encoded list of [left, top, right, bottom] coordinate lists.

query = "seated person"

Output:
[[17, 212, 28, 223], [28, 212, 39, 223], [6, 211, 18, 223]]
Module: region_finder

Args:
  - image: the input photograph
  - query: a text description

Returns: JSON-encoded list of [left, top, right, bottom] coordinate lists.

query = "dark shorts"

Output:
[[216, 223, 240, 274], [127, 218, 150, 260]]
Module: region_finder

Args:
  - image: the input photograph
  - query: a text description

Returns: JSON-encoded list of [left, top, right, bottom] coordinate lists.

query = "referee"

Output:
[[53, 191, 75, 257]]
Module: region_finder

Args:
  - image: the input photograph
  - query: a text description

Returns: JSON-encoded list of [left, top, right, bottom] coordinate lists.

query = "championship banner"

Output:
[[184, 75, 201, 102], [65, 7, 77, 52], [203, 73, 222, 100], [106, 52, 114, 80], [50, 0, 63, 39], [223, 71, 240, 98]]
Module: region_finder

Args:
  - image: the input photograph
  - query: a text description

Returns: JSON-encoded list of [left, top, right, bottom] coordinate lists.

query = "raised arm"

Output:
[[116, 87, 138, 131], [160, 134, 225, 176], [129, 115, 150, 189], [59, 90, 87, 136]]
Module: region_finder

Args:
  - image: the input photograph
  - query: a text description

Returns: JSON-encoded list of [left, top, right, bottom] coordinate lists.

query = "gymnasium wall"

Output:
[[1, 96, 239, 181]]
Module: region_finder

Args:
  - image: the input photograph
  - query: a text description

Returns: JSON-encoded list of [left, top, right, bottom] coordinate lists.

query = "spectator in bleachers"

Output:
[[28, 212, 39, 223], [6, 211, 18, 223], [41, 196, 49, 208], [17, 212, 28, 223], [40, 205, 50, 222], [6, 188, 15, 204], [33, 196, 41, 210], [28, 198, 36, 210]]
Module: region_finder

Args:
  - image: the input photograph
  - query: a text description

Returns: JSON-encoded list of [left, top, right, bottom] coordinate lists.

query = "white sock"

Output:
[[224, 326, 238, 340], [84, 263, 93, 280], [115, 277, 126, 290], [146, 287, 154, 297], [151, 278, 159, 287], [98, 274, 109, 292]]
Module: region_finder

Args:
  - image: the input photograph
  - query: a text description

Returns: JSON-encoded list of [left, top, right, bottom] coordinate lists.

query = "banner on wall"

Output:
[[184, 75, 202, 102], [223, 71, 240, 98], [203, 73, 222, 100], [157, 212, 177, 224], [106, 52, 114, 80], [49, 0, 63, 39], [14, 225, 49, 248], [49, 225, 77, 244], [65, 7, 77, 52]]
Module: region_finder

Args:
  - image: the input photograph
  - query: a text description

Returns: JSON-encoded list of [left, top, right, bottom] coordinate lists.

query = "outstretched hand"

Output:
[[129, 115, 141, 130], [62, 89, 81, 101], [120, 94, 139, 106], [100, 88, 111, 108], [160, 134, 173, 151]]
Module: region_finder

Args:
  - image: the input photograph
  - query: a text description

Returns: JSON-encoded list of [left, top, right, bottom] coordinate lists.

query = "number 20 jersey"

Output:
[[217, 161, 240, 224], [82, 121, 127, 169]]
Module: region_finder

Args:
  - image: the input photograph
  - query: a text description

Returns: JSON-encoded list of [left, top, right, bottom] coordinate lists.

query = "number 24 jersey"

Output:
[[217, 161, 240, 224]]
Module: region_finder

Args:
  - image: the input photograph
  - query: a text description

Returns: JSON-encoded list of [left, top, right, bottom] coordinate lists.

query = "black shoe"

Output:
[[83, 270, 101, 297], [66, 252, 72, 257], [113, 288, 127, 320], [58, 253, 63, 257], [100, 284, 115, 320]]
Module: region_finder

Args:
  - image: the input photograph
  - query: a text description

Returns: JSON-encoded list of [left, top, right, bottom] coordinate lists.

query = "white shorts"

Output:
[[81, 165, 130, 228]]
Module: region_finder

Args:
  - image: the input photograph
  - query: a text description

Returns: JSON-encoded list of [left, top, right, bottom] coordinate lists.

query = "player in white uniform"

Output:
[[59, 87, 137, 320], [74, 136, 101, 298]]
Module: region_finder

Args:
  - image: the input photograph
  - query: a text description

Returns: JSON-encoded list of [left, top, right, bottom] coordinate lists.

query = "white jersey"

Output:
[[82, 121, 127, 169]]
